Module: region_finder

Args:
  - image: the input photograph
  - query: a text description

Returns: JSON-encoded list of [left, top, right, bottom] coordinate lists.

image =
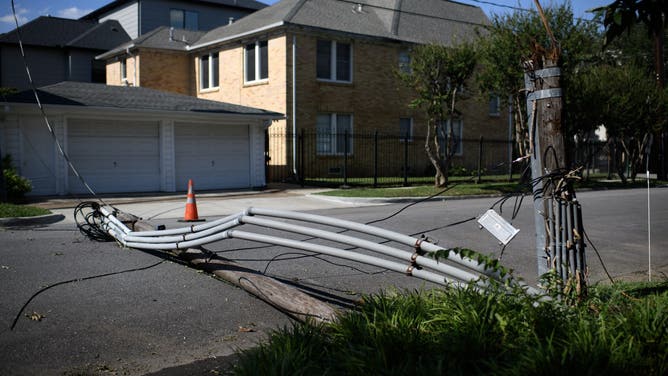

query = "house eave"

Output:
[[96, 43, 136, 60], [187, 21, 285, 51], [4, 102, 284, 122]]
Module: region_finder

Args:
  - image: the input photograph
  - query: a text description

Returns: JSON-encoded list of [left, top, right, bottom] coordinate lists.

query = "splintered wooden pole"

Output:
[[524, 59, 566, 278], [124, 217, 338, 324]]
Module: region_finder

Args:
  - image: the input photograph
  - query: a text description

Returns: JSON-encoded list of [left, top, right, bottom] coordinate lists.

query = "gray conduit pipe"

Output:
[[239, 215, 480, 284], [247, 207, 500, 279], [226, 230, 463, 287], [125, 212, 245, 237]]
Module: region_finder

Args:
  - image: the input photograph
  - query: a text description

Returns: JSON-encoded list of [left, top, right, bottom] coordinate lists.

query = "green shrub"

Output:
[[2, 154, 32, 201]]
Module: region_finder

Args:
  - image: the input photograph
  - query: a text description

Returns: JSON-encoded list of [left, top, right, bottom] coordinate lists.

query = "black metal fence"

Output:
[[266, 130, 612, 187]]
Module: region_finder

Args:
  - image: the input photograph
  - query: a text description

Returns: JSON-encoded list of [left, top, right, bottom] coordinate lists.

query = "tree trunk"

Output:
[[425, 118, 448, 187]]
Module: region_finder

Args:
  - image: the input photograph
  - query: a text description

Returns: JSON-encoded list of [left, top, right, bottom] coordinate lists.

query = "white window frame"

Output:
[[244, 40, 268, 84], [399, 117, 413, 142], [199, 52, 219, 91], [316, 113, 353, 156], [317, 40, 353, 83]]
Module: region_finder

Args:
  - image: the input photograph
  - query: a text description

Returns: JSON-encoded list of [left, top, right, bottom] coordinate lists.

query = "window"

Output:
[[316, 113, 353, 155], [438, 118, 463, 156], [489, 94, 501, 116], [398, 50, 411, 74], [200, 52, 219, 90], [245, 40, 268, 83], [170, 9, 198, 30], [120, 58, 127, 81], [399, 117, 413, 142], [317, 40, 352, 82]]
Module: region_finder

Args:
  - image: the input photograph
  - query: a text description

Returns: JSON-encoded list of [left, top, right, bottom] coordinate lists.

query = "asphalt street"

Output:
[[0, 187, 666, 375]]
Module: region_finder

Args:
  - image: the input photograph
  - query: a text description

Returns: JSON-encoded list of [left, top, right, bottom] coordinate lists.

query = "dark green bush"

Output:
[[2, 154, 32, 201]]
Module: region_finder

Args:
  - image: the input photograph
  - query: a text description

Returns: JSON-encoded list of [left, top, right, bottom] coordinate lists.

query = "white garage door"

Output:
[[67, 118, 160, 194], [20, 117, 56, 196], [175, 122, 250, 191]]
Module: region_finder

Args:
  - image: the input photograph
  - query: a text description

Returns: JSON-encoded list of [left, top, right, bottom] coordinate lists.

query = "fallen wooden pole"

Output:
[[121, 215, 338, 324]]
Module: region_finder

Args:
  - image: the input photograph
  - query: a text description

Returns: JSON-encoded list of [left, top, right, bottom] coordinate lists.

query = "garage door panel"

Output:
[[20, 117, 56, 196], [175, 122, 250, 191], [68, 119, 160, 194]]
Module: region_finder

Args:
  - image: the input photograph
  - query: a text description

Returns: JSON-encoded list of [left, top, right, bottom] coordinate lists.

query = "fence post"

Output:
[[299, 129, 305, 187], [343, 129, 349, 187], [476, 136, 483, 184], [403, 131, 409, 187], [373, 130, 378, 188]]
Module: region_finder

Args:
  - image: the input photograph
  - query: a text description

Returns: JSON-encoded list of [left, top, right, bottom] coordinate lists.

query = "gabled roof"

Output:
[[0, 16, 130, 50], [97, 26, 206, 59], [191, 0, 488, 50], [5, 81, 283, 117], [81, 0, 269, 21]]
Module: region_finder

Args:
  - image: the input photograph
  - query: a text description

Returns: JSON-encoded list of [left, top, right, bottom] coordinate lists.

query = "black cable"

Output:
[[10, 260, 166, 331], [582, 229, 615, 284], [10, 0, 106, 206]]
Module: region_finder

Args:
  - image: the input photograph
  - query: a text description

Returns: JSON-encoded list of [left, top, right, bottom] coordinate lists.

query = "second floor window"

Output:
[[316, 113, 353, 155], [200, 52, 219, 90], [317, 40, 352, 82], [170, 9, 198, 30], [245, 40, 268, 83]]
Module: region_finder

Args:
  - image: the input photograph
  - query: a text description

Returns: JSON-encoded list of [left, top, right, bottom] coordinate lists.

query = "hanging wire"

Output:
[[9, 0, 106, 205]]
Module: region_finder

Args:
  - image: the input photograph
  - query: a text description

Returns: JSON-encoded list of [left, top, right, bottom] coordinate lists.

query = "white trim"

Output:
[[188, 21, 285, 51]]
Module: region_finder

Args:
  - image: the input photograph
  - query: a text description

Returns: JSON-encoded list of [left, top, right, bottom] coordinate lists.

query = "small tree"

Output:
[[400, 43, 476, 187]]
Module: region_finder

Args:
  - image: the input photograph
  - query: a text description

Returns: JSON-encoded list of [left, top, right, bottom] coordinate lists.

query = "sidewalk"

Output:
[[30, 184, 380, 225]]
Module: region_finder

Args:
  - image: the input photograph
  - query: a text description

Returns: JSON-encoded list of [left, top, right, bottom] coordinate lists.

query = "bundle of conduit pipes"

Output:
[[75, 202, 542, 297]]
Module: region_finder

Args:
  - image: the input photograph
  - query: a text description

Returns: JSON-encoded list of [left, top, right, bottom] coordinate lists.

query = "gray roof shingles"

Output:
[[0, 16, 130, 50], [191, 0, 488, 49], [5, 81, 283, 117], [81, 0, 269, 20]]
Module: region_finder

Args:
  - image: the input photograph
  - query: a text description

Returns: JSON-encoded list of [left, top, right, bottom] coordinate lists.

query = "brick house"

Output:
[[101, 0, 509, 181]]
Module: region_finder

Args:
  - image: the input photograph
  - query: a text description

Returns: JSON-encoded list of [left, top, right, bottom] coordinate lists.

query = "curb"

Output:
[[0, 213, 66, 227], [307, 193, 502, 205]]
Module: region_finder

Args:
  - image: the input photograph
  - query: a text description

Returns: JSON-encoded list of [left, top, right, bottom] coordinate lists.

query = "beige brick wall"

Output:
[[139, 50, 193, 95], [105, 55, 138, 87], [105, 52, 192, 95]]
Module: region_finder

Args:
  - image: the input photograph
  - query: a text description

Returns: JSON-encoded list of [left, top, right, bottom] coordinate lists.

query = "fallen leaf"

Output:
[[54, 252, 64, 256], [27, 312, 45, 321], [238, 326, 255, 333]]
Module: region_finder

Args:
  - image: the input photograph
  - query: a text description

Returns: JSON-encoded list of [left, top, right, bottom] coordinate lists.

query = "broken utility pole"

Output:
[[525, 0, 586, 294]]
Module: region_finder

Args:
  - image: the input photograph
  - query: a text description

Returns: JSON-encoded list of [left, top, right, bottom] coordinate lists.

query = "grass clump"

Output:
[[0, 202, 50, 218], [233, 281, 668, 375]]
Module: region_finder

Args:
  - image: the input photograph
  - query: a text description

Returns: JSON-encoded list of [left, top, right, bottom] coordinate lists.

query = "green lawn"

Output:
[[0, 202, 50, 218], [315, 178, 666, 198]]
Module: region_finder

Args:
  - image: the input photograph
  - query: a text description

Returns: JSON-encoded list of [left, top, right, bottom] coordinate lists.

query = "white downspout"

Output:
[[292, 35, 297, 176]]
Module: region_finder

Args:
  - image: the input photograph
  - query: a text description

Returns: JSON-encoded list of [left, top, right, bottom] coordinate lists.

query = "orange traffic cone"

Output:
[[179, 179, 205, 222]]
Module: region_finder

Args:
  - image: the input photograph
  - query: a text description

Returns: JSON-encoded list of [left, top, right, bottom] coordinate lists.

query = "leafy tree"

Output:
[[476, 4, 600, 161], [594, 0, 667, 86], [566, 64, 666, 182], [400, 43, 476, 187]]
